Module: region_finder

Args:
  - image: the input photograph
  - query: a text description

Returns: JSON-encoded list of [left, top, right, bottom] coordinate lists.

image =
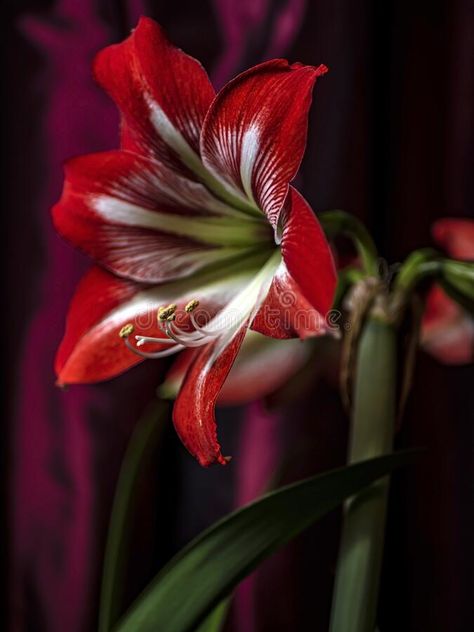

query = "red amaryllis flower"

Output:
[[421, 218, 474, 365], [53, 17, 337, 465]]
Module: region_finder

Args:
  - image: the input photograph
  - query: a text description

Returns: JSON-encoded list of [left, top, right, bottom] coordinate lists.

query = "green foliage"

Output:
[[115, 452, 416, 632]]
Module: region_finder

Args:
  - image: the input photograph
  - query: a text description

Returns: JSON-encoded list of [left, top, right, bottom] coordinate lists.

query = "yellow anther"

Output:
[[185, 299, 200, 313], [119, 323, 135, 338], [158, 304, 177, 321]]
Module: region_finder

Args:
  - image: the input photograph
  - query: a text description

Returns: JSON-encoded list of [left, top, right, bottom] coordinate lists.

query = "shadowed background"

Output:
[[3, 0, 473, 630]]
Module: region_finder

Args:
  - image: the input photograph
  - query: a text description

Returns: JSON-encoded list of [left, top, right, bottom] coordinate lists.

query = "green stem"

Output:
[[330, 314, 397, 632], [98, 400, 169, 632]]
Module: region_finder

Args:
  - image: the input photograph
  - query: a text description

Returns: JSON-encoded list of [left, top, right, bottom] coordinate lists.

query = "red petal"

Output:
[[251, 260, 329, 339], [280, 187, 337, 315], [161, 332, 309, 404], [173, 324, 248, 466], [55, 266, 147, 384], [201, 59, 327, 227], [52, 150, 240, 283], [219, 333, 309, 404], [421, 286, 474, 365], [432, 218, 474, 261], [94, 17, 215, 167]]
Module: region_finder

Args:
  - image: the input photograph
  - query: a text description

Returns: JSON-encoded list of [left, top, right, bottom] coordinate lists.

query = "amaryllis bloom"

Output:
[[53, 17, 337, 465], [421, 218, 474, 365]]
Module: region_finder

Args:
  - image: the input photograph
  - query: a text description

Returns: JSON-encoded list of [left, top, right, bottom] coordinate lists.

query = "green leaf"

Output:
[[99, 400, 170, 632], [394, 248, 441, 293], [115, 451, 418, 632], [333, 266, 366, 309], [319, 210, 379, 275], [194, 600, 230, 632], [439, 259, 474, 314]]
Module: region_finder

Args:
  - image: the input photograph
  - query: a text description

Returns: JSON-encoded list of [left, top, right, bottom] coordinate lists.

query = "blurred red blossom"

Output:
[[421, 218, 474, 364]]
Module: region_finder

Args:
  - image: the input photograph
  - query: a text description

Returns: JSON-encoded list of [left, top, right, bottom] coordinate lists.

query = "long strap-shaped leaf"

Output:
[[194, 600, 230, 632], [115, 450, 417, 632]]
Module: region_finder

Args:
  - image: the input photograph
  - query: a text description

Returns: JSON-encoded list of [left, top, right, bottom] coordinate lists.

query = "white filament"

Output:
[[122, 251, 281, 360], [124, 336, 184, 359]]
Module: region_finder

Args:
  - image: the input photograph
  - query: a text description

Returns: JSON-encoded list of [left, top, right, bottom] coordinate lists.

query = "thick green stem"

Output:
[[330, 315, 397, 632]]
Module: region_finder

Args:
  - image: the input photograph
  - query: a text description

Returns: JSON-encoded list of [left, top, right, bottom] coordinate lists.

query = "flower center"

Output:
[[119, 299, 230, 359], [118, 249, 282, 360]]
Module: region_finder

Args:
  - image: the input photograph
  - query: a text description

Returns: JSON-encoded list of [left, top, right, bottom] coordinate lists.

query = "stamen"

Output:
[[185, 299, 200, 313], [165, 319, 219, 348], [189, 311, 227, 337], [164, 319, 196, 345], [122, 296, 234, 358], [185, 301, 225, 336], [119, 323, 135, 338], [135, 335, 176, 347], [158, 304, 177, 321], [157, 299, 208, 344], [124, 336, 183, 359], [167, 319, 206, 341], [190, 311, 209, 334]]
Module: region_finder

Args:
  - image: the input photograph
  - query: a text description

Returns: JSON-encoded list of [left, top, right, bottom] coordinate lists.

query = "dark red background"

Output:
[[3, 1, 473, 630]]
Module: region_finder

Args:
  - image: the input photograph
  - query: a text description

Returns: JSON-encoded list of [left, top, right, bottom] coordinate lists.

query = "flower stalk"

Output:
[[330, 305, 397, 632]]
